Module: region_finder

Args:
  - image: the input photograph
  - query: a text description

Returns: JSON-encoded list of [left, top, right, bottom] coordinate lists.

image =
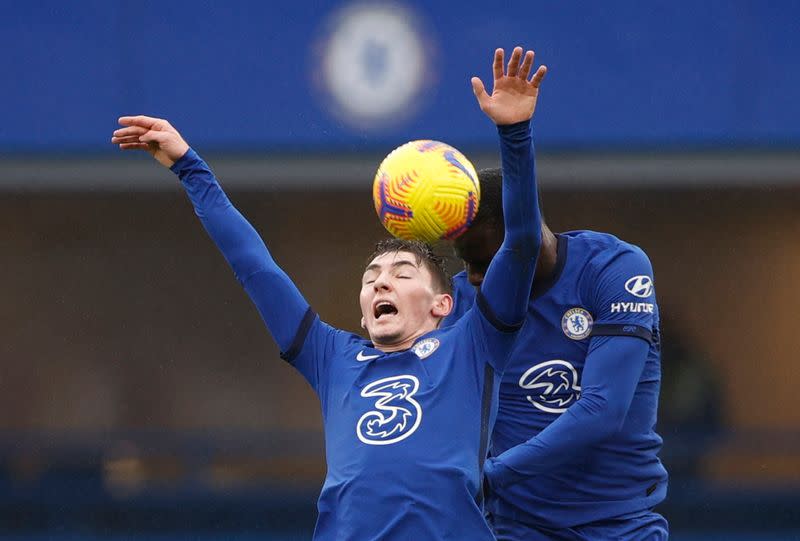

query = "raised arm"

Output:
[[472, 48, 546, 331], [111, 116, 310, 355]]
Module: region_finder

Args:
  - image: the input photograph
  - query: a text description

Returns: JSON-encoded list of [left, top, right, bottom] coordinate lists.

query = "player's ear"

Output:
[[360, 316, 367, 330], [431, 293, 453, 318]]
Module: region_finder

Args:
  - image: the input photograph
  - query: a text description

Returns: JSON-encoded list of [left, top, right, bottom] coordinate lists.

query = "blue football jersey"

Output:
[[445, 230, 668, 529], [283, 301, 518, 540], [170, 117, 540, 540]]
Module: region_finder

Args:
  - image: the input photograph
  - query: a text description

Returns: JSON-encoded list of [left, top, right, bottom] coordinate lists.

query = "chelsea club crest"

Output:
[[412, 338, 440, 359], [561, 308, 593, 340]]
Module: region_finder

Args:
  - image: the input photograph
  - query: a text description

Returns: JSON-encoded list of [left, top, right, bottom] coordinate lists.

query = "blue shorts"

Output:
[[488, 510, 669, 541]]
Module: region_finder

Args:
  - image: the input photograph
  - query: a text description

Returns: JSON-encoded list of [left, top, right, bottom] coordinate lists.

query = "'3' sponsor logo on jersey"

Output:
[[519, 360, 582, 414], [357, 375, 422, 445]]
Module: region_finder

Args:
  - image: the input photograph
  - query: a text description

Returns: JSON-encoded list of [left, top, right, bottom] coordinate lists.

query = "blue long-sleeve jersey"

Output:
[[444, 230, 668, 529], [168, 120, 540, 540]]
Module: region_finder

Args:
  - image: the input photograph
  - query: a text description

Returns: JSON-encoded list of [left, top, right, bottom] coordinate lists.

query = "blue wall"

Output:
[[2, 0, 799, 152]]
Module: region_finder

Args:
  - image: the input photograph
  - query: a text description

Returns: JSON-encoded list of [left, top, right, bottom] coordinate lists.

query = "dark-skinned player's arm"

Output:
[[484, 249, 657, 489]]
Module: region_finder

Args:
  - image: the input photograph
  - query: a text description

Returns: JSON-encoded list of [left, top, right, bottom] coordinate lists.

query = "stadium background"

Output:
[[1, 1, 799, 539]]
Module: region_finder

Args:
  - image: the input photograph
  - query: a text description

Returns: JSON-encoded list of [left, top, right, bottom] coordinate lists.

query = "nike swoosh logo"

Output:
[[356, 351, 380, 362]]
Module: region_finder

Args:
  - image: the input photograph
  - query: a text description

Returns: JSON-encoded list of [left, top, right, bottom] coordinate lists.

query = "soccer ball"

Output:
[[373, 140, 480, 243]]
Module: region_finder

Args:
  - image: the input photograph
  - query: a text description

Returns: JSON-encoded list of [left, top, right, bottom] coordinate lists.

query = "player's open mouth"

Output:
[[373, 301, 398, 319]]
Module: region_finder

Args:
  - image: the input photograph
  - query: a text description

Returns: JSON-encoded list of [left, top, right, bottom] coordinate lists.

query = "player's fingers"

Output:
[[111, 136, 142, 144], [492, 48, 504, 80], [118, 143, 149, 150], [518, 50, 534, 80], [112, 126, 148, 138], [118, 115, 165, 129], [506, 46, 523, 77], [471, 77, 489, 106], [530, 65, 548, 88], [138, 130, 171, 144]]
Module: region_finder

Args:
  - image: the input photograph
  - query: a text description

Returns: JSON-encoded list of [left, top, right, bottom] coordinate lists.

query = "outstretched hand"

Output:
[[111, 116, 190, 168], [472, 47, 547, 126]]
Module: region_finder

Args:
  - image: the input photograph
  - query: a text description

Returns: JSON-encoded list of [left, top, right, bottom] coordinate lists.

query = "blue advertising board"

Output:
[[1, 0, 799, 153]]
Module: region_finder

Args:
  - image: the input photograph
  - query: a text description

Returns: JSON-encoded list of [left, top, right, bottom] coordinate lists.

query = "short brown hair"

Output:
[[367, 239, 452, 295]]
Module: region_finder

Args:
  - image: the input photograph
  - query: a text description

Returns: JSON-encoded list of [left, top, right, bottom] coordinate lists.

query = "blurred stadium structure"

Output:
[[1, 1, 799, 540]]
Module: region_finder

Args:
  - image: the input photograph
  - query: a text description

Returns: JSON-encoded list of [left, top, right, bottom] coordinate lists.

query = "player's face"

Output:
[[454, 222, 504, 287], [360, 250, 450, 349]]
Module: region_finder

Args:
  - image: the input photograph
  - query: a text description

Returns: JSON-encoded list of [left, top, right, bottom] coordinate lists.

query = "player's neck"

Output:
[[372, 326, 435, 353], [534, 225, 558, 281]]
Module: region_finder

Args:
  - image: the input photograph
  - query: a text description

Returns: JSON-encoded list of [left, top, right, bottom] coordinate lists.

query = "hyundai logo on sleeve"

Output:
[[624, 275, 654, 298]]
